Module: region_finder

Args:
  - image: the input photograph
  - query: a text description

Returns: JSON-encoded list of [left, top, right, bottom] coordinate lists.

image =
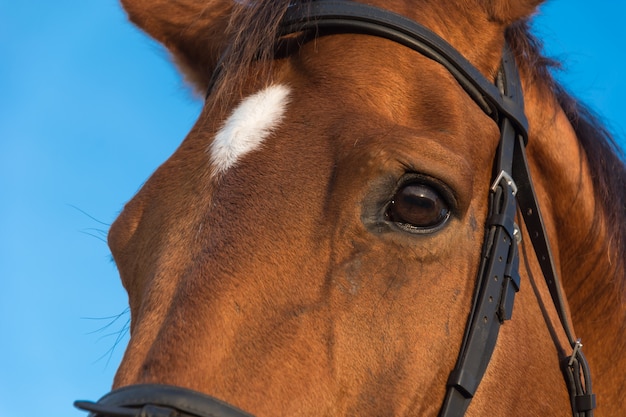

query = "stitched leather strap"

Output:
[[440, 45, 523, 417], [74, 384, 254, 417]]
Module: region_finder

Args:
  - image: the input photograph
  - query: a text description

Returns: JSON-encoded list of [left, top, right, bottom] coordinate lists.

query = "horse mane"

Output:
[[216, 2, 626, 303], [210, 0, 293, 105]]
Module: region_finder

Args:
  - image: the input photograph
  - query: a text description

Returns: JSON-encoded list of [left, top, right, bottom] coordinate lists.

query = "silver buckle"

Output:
[[513, 224, 522, 244], [568, 339, 583, 366], [491, 170, 518, 196]]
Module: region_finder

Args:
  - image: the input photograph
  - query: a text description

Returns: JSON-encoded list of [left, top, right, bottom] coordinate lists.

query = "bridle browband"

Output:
[[76, 1, 596, 416]]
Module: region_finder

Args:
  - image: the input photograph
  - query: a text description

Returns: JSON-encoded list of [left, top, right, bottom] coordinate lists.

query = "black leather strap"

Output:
[[281, 0, 529, 139], [511, 99, 596, 417], [440, 45, 523, 417], [74, 384, 254, 417]]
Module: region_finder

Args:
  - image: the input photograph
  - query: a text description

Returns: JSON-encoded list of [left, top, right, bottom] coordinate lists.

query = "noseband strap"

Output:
[[74, 384, 254, 417], [77, 2, 595, 416]]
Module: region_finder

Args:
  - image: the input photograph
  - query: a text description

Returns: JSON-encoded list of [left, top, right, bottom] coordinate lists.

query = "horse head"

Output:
[[77, 1, 626, 416]]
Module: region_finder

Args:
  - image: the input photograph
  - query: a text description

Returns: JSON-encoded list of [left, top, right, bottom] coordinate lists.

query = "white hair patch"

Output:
[[209, 84, 291, 176]]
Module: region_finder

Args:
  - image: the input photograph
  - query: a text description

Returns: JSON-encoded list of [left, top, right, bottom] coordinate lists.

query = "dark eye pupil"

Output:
[[387, 183, 449, 229]]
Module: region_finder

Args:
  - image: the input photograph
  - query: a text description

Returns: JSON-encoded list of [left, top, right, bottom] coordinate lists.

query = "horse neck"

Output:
[[524, 83, 626, 413]]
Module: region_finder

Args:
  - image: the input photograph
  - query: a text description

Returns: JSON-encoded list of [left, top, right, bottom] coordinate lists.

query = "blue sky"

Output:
[[0, 1, 624, 416]]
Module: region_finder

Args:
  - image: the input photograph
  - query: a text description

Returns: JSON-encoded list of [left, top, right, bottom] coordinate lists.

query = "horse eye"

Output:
[[386, 182, 450, 232]]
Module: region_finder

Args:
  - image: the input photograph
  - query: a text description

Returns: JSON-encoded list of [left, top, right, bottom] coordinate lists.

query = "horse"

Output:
[[75, 1, 626, 416]]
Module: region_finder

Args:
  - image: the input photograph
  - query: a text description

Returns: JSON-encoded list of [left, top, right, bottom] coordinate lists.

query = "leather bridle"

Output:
[[75, 1, 596, 416]]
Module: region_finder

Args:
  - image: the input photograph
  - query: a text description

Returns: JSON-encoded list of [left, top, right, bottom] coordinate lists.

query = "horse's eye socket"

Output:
[[386, 183, 450, 232]]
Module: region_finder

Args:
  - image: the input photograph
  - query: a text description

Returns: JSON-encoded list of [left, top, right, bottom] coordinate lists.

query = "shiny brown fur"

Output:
[[109, 0, 626, 415]]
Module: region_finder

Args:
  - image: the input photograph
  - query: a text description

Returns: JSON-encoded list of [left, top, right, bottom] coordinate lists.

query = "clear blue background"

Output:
[[0, 1, 624, 416]]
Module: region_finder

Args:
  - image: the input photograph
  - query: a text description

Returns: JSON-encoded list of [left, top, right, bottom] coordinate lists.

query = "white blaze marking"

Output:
[[209, 84, 290, 175]]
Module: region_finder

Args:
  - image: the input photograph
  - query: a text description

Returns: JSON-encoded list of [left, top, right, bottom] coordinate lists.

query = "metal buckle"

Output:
[[491, 170, 517, 196], [568, 339, 583, 366], [513, 224, 522, 244]]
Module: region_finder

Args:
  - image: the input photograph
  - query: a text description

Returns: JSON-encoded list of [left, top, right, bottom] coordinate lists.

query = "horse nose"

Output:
[[112, 270, 229, 390], [108, 196, 145, 264]]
